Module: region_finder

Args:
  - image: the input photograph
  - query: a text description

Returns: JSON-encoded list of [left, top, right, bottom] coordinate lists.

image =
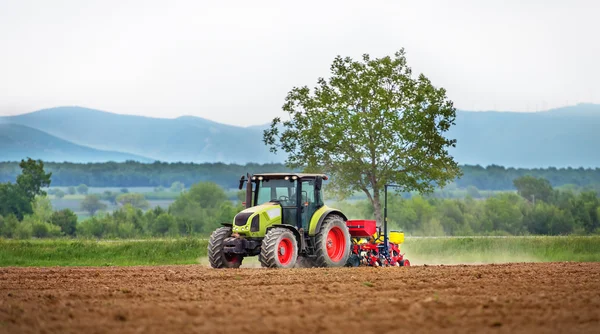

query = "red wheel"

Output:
[[259, 228, 298, 268], [326, 226, 346, 262], [401, 259, 411, 267], [314, 215, 351, 267], [277, 238, 294, 265]]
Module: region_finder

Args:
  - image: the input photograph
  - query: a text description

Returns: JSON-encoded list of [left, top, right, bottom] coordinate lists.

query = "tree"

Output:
[[77, 184, 89, 195], [466, 186, 481, 198], [264, 49, 461, 223], [513, 175, 553, 204], [0, 214, 18, 238], [120, 188, 129, 194], [50, 209, 78, 236], [80, 194, 107, 216], [54, 189, 65, 199], [16, 158, 52, 200], [0, 183, 31, 220], [101, 191, 118, 204], [116, 193, 149, 209], [170, 181, 184, 193], [67, 186, 76, 195], [169, 182, 228, 233], [0, 158, 52, 220]]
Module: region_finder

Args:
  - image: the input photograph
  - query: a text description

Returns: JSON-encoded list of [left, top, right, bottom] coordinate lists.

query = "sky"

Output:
[[0, 0, 598, 126]]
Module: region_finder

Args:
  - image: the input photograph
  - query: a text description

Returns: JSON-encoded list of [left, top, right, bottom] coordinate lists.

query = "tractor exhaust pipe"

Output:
[[245, 173, 253, 209]]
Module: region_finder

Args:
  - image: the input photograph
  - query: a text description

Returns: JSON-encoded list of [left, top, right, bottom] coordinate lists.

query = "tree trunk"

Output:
[[372, 189, 383, 226], [360, 188, 384, 227]]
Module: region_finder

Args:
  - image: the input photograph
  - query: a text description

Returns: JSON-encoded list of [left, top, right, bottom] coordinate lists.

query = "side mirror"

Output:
[[238, 175, 246, 190], [315, 176, 322, 190]]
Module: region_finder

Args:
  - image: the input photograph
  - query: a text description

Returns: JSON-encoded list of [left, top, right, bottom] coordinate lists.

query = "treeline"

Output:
[[2, 161, 600, 190], [0, 161, 290, 189], [339, 176, 600, 236], [0, 182, 243, 239], [457, 165, 600, 190]]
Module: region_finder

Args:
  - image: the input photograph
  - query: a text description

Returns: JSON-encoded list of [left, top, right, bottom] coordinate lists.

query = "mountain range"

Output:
[[1, 104, 599, 167]]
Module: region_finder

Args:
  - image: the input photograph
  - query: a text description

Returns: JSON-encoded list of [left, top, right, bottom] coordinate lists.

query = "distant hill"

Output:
[[1, 104, 599, 167], [0, 123, 152, 163], [448, 103, 600, 168], [0, 106, 282, 164]]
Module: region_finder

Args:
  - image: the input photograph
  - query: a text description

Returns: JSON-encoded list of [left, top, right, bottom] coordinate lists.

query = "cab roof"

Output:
[[251, 173, 328, 180]]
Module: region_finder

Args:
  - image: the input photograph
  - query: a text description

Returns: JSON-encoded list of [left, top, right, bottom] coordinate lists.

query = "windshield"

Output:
[[256, 179, 297, 206]]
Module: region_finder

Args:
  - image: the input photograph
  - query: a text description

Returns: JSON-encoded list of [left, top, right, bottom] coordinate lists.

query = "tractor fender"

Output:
[[265, 224, 302, 253], [311, 210, 348, 236]]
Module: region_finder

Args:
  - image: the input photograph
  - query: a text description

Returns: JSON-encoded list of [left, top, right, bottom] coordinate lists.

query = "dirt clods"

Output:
[[0, 262, 599, 333]]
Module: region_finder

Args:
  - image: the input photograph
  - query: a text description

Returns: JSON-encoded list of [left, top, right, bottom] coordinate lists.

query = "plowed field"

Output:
[[1, 262, 599, 333]]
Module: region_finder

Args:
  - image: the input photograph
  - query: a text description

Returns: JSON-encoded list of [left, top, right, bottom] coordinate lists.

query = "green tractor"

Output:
[[208, 173, 351, 268]]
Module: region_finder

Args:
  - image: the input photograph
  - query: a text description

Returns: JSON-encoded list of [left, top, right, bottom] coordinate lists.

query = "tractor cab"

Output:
[[247, 173, 326, 231]]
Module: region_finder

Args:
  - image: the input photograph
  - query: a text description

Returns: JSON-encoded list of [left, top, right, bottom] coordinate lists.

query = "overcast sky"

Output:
[[0, 0, 598, 126]]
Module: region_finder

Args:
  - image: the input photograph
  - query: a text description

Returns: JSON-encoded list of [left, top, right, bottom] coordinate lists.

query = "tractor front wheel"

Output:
[[208, 226, 243, 268], [314, 214, 351, 267], [259, 228, 298, 268]]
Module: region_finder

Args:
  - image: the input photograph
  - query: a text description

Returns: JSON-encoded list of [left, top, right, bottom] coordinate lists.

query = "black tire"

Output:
[[314, 214, 351, 267], [259, 228, 298, 268], [345, 253, 361, 267], [208, 226, 243, 268]]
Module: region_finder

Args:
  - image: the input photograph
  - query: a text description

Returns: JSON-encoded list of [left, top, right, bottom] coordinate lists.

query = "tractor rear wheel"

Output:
[[314, 214, 351, 267], [208, 226, 243, 268], [259, 228, 298, 268]]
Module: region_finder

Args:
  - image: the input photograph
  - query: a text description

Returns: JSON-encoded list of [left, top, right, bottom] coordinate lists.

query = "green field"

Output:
[[402, 236, 600, 264], [1, 236, 599, 267], [0, 238, 207, 267]]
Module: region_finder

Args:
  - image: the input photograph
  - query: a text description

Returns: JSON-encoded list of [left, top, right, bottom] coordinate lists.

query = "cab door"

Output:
[[301, 180, 317, 230]]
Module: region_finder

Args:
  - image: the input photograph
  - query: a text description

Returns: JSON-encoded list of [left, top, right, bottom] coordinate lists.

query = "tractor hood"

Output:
[[231, 202, 282, 236]]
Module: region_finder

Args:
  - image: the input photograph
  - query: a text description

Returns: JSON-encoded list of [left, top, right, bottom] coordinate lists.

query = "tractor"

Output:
[[208, 173, 352, 268]]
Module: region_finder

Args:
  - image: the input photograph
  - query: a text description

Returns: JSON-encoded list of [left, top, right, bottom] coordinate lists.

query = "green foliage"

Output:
[[168, 182, 236, 234], [116, 193, 149, 209], [1, 161, 600, 194], [514, 175, 554, 203], [170, 181, 185, 193], [0, 159, 52, 220], [101, 190, 119, 204], [335, 182, 600, 236], [32, 196, 53, 223], [466, 186, 481, 198], [54, 189, 65, 198], [264, 49, 461, 222], [50, 209, 78, 236], [80, 194, 107, 216], [0, 214, 18, 238], [16, 158, 52, 200], [0, 183, 31, 220], [77, 184, 88, 195]]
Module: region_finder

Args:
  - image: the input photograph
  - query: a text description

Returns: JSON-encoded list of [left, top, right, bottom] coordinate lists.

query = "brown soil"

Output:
[[1, 262, 599, 333]]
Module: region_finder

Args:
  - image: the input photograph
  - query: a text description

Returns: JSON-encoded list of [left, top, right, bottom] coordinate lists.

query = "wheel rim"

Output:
[[277, 238, 293, 265], [326, 226, 346, 262]]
